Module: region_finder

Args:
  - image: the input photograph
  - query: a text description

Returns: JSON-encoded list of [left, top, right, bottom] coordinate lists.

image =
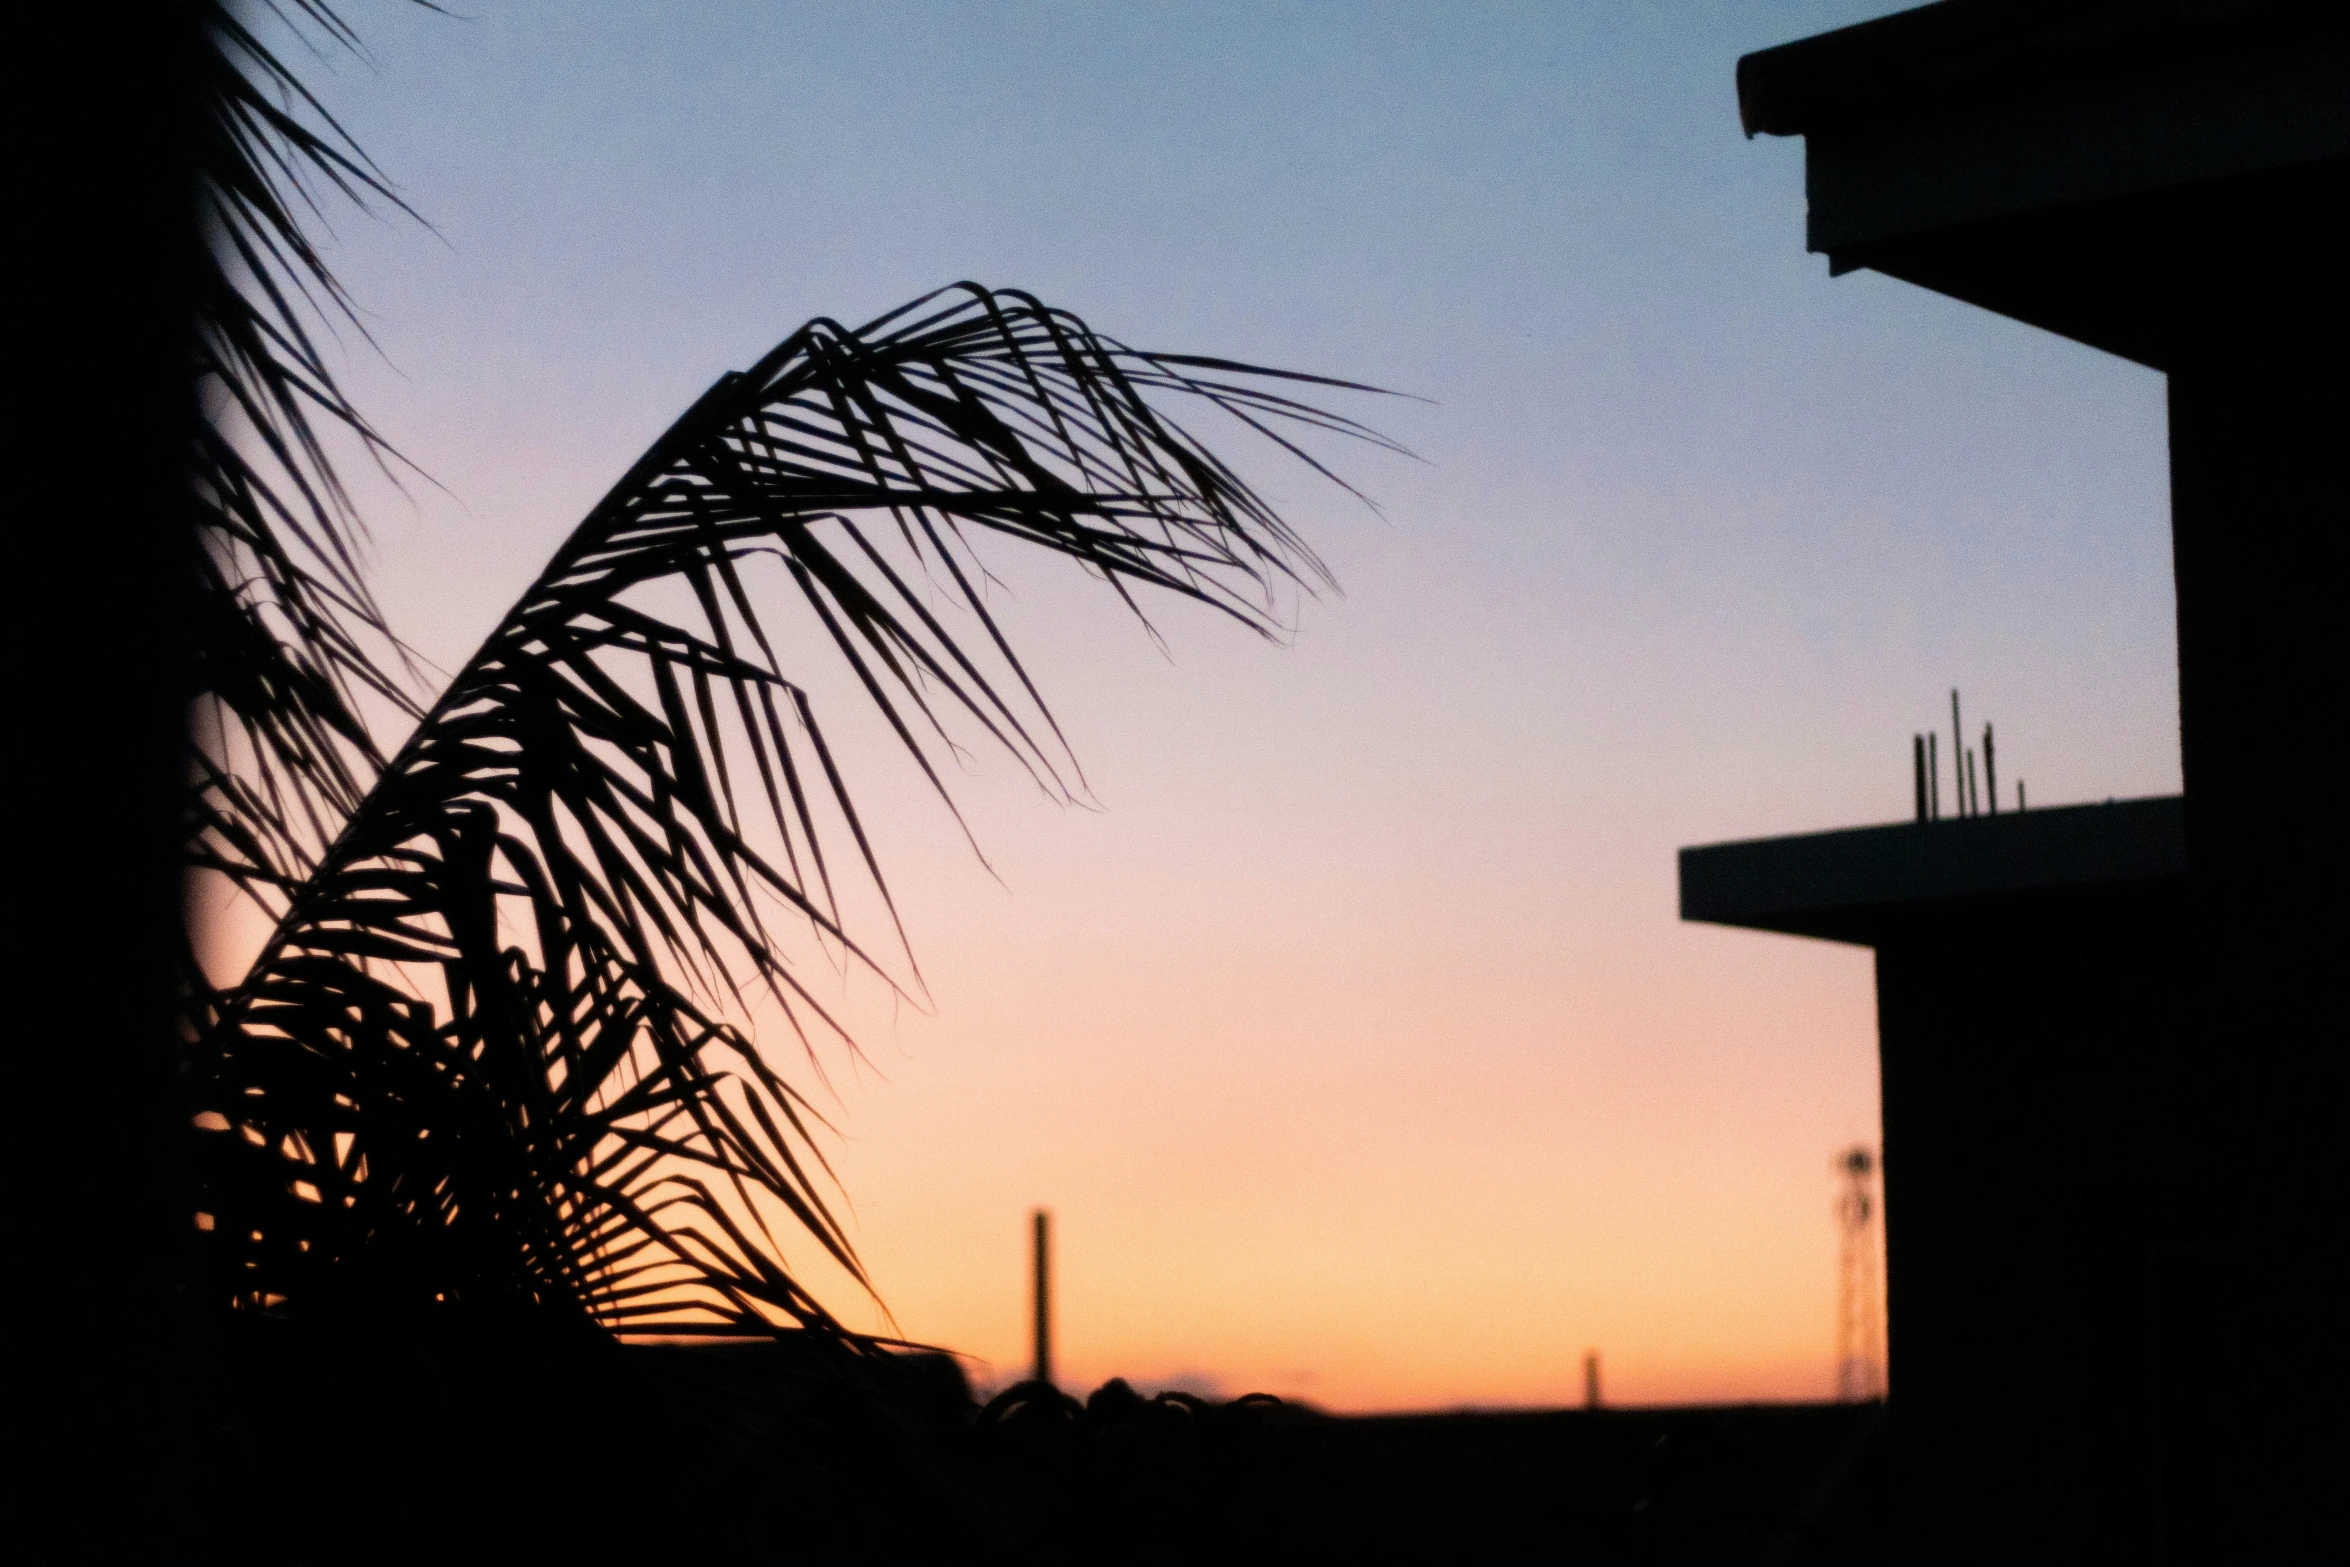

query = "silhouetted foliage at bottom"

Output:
[[214, 1322, 977, 1562], [214, 1324, 1886, 1564], [969, 1377, 1890, 1565]]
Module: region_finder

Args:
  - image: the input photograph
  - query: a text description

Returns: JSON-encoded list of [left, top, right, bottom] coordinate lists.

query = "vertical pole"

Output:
[[1983, 724, 1997, 815], [1583, 1350, 1602, 1410], [1031, 1208, 1053, 1387], [1965, 749, 1980, 818], [1913, 734, 1928, 822], [1928, 733, 1940, 819], [1950, 690, 1964, 816]]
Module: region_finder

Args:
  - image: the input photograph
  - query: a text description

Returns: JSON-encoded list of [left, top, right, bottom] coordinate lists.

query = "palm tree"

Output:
[[190, 281, 1388, 1341], [166, 10, 1388, 1539]]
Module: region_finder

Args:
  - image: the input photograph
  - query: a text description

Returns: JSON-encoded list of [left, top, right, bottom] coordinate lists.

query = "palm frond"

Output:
[[193, 284, 1391, 1334], [190, 1, 432, 923]]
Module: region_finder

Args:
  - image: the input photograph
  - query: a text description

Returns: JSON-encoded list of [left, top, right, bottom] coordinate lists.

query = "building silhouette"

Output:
[[1689, 4, 2346, 1562]]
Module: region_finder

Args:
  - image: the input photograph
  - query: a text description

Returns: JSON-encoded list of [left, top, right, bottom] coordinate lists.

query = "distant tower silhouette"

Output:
[[1031, 1208, 1054, 1387], [1835, 1146, 1885, 1401]]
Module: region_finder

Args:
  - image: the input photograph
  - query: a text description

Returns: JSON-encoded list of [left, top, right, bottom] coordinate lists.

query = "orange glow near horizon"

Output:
[[782, 850, 1890, 1412], [564, 551, 1904, 1412]]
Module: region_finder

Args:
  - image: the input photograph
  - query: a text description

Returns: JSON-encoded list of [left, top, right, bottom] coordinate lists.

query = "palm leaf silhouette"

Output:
[[190, 0, 427, 922], [169, 9, 1392, 1554], [193, 284, 1392, 1335]]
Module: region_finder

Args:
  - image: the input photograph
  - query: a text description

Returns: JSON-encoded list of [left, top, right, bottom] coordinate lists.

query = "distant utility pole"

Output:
[[1031, 1208, 1054, 1387], [1583, 1350, 1603, 1410], [1835, 1146, 1886, 1401]]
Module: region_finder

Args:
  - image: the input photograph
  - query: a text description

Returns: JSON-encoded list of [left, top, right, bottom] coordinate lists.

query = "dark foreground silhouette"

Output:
[[967, 1376, 1888, 1565], [216, 1324, 1887, 1564]]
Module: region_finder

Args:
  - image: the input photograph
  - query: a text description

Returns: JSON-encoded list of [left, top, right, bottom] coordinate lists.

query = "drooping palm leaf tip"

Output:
[[193, 281, 1398, 1335], [190, 0, 428, 927]]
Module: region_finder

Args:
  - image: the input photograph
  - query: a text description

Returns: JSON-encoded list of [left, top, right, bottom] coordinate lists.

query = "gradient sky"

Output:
[[259, 0, 2182, 1410]]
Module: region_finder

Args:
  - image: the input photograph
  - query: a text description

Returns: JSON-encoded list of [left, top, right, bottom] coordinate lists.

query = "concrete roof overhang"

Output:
[[1735, 0, 2350, 370], [1678, 795, 2185, 946]]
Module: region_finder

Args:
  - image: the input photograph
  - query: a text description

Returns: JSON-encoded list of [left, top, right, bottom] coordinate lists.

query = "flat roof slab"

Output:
[[1679, 795, 2184, 945]]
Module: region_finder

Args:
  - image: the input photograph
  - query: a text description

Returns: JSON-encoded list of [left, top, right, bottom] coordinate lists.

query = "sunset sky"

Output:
[[260, 0, 2183, 1410]]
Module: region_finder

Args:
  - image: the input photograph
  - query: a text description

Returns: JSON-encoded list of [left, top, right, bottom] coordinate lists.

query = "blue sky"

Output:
[[276, 0, 2180, 1406]]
